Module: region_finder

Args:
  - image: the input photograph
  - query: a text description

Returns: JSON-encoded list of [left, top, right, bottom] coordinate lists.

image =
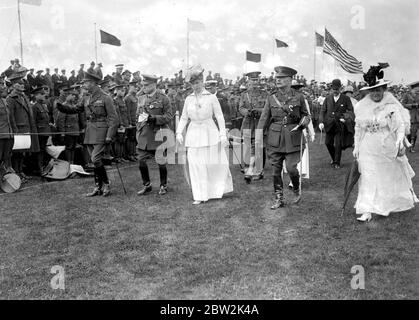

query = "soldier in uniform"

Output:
[[239, 71, 268, 182], [136, 74, 173, 196], [122, 70, 132, 85], [205, 80, 233, 130], [124, 82, 139, 162], [257, 66, 310, 209], [114, 64, 124, 85], [32, 86, 53, 175], [111, 84, 129, 163], [56, 69, 118, 197], [57, 85, 83, 164], [7, 71, 40, 181], [402, 81, 419, 152]]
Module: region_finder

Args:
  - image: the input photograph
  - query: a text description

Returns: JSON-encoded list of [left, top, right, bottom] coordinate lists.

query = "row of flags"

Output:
[[15, 2, 364, 75], [245, 28, 363, 74]]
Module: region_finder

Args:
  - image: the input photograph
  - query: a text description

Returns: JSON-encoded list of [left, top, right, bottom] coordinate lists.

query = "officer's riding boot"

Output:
[[244, 156, 255, 184], [65, 149, 74, 164], [271, 175, 285, 210], [290, 175, 301, 205], [86, 168, 103, 197], [100, 166, 111, 197], [158, 165, 168, 195], [138, 162, 152, 195]]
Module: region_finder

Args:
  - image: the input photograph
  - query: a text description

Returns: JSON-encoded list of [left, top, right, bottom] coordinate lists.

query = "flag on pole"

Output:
[[100, 30, 121, 46], [19, 0, 42, 5], [323, 28, 363, 74], [315, 32, 324, 47], [246, 51, 261, 63], [275, 39, 289, 48], [187, 19, 205, 32]]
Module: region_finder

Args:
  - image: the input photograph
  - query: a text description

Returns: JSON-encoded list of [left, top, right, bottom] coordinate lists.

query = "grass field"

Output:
[[0, 141, 418, 300]]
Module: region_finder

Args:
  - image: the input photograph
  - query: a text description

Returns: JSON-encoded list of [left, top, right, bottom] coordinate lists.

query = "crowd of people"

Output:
[[1, 57, 418, 222]]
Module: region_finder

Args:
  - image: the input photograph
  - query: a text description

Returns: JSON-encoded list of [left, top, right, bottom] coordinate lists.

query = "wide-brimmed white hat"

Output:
[[360, 79, 391, 91], [185, 64, 205, 83], [360, 64, 391, 91]]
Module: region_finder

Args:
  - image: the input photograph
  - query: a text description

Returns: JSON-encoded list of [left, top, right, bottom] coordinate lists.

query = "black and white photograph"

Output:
[[0, 0, 418, 303]]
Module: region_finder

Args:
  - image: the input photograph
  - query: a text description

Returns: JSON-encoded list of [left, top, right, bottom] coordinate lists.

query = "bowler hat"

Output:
[[331, 79, 342, 90]]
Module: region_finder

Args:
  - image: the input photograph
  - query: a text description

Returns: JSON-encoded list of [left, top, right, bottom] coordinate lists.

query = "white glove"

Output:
[[396, 137, 405, 156], [319, 123, 324, 131], [339, 118, 346, 123], [310, 134, 315, 143], [176, 133, 184, 145], [220, 135, 228, 147]]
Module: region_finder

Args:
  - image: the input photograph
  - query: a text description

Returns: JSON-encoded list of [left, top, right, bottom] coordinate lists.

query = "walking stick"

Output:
[[228, 138, 244, 171], [114, 162, 127, 195]]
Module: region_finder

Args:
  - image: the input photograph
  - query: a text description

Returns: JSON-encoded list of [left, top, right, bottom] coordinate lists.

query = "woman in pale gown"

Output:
[[353, 65, 418, 222], [176, 65, 233, 205]]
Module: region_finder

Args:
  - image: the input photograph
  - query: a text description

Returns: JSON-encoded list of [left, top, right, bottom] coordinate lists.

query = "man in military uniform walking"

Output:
[[402, 81, 419, 152], [136, 74, 173, 196], [257, 66, 310, 209], [56, 69, 118, 197], [239, 71, 268, 182]]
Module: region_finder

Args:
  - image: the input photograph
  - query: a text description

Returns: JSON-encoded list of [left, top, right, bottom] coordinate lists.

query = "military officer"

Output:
[[124, 81, 139, 162], [56, 69, 118, 197], [32, 86, 53, 175], [239, 71, 268, 182], [7, 71, 40, 181], [114, 64, 124, 85], [57, 85, 83, 164], [111, 83, 129, 163], [402, 81, 419, 152], [257, 66, 310, 209], [205, 80, 234, 130], [136, 74, 173, 196]]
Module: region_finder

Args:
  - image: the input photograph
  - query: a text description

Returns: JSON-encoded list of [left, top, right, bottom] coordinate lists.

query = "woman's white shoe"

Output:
[[193, 201, 202, 205], [357, 212, 372, 222]]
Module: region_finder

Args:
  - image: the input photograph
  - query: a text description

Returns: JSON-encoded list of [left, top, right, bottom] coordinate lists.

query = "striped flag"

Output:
[[323, 28, 363, 74]]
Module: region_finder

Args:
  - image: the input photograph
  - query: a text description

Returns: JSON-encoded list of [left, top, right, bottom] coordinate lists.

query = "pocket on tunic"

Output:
[[267, 123, 282, 147]]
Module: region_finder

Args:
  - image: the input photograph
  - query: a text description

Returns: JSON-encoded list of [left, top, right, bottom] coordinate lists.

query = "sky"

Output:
[[0, 0, 418, 83]]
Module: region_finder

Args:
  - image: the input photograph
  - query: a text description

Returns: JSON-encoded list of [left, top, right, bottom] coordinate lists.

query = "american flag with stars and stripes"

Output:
[[323, 28, 363, 74]]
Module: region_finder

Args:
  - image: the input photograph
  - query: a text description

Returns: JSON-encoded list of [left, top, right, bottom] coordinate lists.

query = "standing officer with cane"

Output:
[[257, 66, 310, 209]]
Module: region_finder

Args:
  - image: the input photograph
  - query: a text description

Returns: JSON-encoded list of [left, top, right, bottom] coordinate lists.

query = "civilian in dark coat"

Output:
[[319, 79, 354, 168]]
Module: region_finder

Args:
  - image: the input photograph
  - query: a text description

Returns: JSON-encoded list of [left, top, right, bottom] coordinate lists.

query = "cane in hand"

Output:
[[115, 161, 127, 195]]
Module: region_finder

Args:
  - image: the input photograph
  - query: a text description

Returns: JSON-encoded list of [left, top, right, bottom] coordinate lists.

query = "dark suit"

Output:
[[319, 94, 354, 165]]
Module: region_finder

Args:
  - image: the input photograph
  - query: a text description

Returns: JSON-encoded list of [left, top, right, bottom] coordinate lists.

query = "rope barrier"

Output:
[[0, 126, 137, 136]]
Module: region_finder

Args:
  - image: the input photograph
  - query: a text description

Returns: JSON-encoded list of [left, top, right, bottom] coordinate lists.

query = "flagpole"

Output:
[[313, 32, 316, 81], [186, 18, 190, 68], [94, 23, 98, 63], [17, 0, 24, 64]]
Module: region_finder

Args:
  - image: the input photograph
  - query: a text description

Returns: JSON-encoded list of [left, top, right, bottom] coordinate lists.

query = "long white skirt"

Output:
[[187, 143, 233, 202], [356, 132, 418, 216]]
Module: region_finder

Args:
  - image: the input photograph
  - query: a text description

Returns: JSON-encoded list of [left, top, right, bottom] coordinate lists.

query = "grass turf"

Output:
[[0, 142, 418, 299]]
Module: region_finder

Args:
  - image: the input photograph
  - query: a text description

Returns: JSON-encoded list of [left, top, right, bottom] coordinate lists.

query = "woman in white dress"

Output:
[[176, 65, 233, 205], [353, 65, 418, 222]]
